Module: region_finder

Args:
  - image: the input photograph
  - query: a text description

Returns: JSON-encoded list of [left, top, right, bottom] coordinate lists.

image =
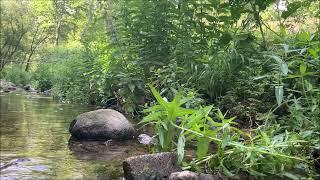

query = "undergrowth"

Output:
[[141, 84, 319, 179]]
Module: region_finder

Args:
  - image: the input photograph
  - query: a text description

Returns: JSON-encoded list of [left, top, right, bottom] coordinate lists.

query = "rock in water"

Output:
[[69, 109, 135, 140], [0, 158, 31, 170], [123, 152, 181, 180]]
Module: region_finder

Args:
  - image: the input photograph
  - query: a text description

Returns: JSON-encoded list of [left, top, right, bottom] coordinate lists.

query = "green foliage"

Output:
[[142, 86, 315, 178], [1, 66, 32, 86], [141, 85, 196, 152], [33, 63, 54, 92]]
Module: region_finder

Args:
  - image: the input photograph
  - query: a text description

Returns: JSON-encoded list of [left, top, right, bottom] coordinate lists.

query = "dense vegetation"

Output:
[[1, 0, 319, 179]]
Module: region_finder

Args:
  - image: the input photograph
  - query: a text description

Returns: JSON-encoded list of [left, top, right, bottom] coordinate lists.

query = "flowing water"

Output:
[[0, 93, 147, 179]]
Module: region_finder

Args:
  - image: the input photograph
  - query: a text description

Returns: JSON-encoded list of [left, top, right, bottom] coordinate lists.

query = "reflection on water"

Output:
[[0, 93, 147, 179]]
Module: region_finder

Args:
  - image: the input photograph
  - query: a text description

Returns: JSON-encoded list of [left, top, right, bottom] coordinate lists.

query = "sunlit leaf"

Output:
[[299, 62, 307, 75], [275, 86, 284, 106], [150, 84, 168, 107], [177, 131, 185, 164], [196, 137, 210, 159], [161, 121, 168, 131], [280, 63, 289, 75], [283, 172, 299, 180], [158, 127, 165, 148]]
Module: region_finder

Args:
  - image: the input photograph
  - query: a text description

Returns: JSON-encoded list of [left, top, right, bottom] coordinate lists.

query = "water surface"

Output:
[[0, 93, 147, 179]]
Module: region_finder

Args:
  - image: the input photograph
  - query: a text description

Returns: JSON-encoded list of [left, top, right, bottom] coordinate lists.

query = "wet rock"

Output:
[[23, 84, 37, 93], [0, 80, 28, 93], [3, 86, 16, 92], [169, 171, 199, 180], [23, 84, 31, 91], [0, 80, 16, 88], [3, 89, 10, 93], [198, 173, 215, 180], [69, 109, 135, 140], [43, 89, 52, 96], [6, 86, 16, 91], [0, 80, 16, 92], [137, 134, 156, 145], [0, 158, 31, 170], [123, 152, 181, 180]]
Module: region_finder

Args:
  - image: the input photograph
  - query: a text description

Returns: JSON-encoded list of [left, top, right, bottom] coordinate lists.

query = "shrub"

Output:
[[33, 63, 54, 92], [1, 65, 32, 86]]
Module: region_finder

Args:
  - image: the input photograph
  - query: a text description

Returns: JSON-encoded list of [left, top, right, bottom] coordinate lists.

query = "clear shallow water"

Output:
[[0, 93, 147, 179]]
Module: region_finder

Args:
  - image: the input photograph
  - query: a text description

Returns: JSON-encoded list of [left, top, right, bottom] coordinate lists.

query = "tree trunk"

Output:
[[55, 16, 61, 46], [54, 0, 62, 47], [251, 2, 266, 50], [104, 0, 118, 44]]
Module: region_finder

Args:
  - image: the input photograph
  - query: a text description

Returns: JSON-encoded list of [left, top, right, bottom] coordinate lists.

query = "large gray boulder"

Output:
[[123, 152, 181, 180], [69, 109, 135, 140]]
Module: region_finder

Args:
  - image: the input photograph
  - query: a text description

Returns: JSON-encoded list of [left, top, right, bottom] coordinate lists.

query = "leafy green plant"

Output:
[[178, 119, 311, 178], [141, 85, 196, 152], [143, 86, 316, 178]]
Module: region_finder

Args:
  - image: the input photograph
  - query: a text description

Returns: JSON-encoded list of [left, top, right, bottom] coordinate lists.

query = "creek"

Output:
[[0, 93, 147, 179]]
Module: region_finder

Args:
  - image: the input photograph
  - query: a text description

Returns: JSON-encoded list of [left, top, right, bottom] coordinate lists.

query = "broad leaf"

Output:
[[196, 137, 210, 159], [150, 84, 168, 107], [299, 62, 307, 75]]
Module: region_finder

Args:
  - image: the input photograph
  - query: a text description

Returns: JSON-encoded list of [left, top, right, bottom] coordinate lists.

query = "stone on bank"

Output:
[[123, 152, 181, 180]]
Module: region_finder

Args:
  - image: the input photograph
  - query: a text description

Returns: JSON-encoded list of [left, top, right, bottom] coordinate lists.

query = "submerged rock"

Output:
[[123, 152, 181, 180], [0, 158, 31, 170], [69, 109, 135, 140]]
